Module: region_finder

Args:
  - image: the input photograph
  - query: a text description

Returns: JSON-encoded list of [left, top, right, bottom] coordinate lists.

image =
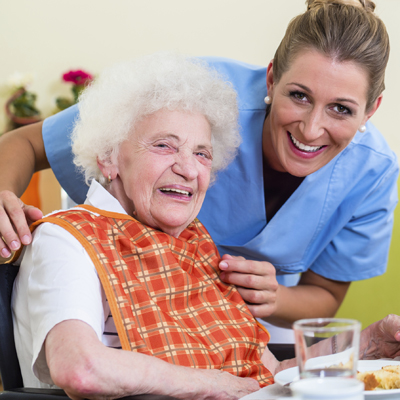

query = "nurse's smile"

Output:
[[287, 132, 326, 158]]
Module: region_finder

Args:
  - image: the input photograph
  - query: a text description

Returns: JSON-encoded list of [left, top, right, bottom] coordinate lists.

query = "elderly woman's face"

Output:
[[115, 109, 212, 237], [264, 50, 380, 177]]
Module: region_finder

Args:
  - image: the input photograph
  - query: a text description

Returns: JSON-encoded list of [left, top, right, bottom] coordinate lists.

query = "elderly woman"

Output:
[[12, 53, 269, 400], [2, 0, 399, 347], [9, 53, 400, 400]]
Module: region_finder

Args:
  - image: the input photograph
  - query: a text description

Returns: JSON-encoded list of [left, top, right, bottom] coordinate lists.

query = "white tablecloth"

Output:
[[241, 383, 295, 399]]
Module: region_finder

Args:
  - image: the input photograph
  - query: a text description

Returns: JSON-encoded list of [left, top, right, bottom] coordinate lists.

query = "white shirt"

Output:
[[12, 181, 123, 388]]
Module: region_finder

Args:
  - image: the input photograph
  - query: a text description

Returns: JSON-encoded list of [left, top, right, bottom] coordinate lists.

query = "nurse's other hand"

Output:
[[360, 314, 400, 360], [219, 254, 278, 318], [0, 190, 43, 259]]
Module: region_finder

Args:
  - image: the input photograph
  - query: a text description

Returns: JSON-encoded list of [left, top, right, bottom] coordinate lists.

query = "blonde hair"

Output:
[[72, 53, 240, 186], [272, 0, 389, 111]]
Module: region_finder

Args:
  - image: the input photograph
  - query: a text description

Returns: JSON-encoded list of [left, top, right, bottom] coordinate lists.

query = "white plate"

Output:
[[274, 360, 400, 398]]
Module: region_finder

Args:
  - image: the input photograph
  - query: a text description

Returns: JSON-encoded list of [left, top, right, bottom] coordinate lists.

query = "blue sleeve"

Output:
[[42, 105, 88, 204], [310, 156, 399, 281]]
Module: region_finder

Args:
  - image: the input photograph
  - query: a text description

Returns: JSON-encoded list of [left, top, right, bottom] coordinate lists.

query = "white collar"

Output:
[[84, 180, 128, 215]]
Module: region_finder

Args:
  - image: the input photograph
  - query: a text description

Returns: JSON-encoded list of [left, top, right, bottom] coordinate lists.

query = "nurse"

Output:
[[0, 0, 397, 343]]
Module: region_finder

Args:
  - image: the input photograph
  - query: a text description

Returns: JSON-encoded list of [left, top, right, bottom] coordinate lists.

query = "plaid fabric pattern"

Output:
[[34, 205, 273, 386]]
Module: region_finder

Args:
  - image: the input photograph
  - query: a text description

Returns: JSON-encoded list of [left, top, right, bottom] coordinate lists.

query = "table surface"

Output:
[[241, 383, 293, 399]]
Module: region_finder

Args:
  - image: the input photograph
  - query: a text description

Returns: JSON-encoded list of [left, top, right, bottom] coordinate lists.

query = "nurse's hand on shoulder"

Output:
[[219, 254, 279, 318], [0, 190, 42, 259]]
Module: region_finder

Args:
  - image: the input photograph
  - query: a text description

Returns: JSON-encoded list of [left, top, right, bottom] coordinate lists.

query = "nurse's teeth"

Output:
[[290, 133, 323, 152]]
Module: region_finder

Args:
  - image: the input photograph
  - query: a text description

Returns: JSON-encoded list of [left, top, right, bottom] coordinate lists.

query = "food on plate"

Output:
[[357, 365, 400, 391]]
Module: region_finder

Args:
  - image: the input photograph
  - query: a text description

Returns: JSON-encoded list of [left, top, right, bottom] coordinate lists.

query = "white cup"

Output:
[[291, 377, 364, 400]]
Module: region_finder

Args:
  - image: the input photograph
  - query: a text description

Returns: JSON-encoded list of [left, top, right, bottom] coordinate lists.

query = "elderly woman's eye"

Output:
[[196, 151, 211, 159], [153, 142, 175, 151]]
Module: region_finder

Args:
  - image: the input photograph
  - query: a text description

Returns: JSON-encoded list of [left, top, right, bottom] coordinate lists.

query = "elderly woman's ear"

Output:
[[97, 157, 118, 182]]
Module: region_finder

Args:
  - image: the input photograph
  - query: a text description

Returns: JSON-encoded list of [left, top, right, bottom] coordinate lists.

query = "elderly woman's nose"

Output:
[[299, 108, 326, 141], [171, 152, 199, 180]]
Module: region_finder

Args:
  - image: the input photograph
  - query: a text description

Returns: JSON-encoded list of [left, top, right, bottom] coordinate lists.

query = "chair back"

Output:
[[0, 263, 23, 390]]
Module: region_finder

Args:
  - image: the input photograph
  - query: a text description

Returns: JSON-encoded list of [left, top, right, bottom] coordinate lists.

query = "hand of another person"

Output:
[[0, 190, 43, 258], [360, 314, 400, 360], [219, 254, 279, 318]]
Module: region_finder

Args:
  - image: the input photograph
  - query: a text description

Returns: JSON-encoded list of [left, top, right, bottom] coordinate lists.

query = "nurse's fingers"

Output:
[[236, 285, 278, 318], [244, 301, 278, 319], [0, 191, 43, 259], [218, 255, 279, 318], [220, 270, 278, 291], [236, 286, 277, 305], [219, 259, 277, 291], [219, 254, 275, 277]]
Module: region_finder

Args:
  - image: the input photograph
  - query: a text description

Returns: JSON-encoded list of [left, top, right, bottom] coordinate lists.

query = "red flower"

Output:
[[62, 70, 93, 85]]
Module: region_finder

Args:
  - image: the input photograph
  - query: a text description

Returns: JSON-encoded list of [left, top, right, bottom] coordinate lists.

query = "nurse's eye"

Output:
[[332, 104, 352, 115], [290, 91, 308, 102]]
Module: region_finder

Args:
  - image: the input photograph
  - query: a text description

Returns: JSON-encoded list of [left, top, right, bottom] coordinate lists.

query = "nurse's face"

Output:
[[263, 50, 381, 177]]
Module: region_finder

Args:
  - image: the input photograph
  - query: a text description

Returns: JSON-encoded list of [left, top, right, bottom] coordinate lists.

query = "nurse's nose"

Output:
[[298, 107, 326, 142], [171, 151, 198, 181]]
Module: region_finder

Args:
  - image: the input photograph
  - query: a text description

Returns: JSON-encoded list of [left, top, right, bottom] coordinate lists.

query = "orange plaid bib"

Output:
[[33, 205, 273, 386]]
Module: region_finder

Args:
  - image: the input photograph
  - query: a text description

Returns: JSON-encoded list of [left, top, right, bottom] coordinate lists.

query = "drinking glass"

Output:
[[293, 318, 361, 379], [292, 318, 364, 400]]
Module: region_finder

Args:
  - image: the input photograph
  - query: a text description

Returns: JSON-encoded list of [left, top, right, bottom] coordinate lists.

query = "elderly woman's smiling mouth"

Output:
[[158, 185, 194, 199]]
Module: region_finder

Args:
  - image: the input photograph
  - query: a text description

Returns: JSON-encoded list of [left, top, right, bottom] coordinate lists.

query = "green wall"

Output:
[[336, 188, 400, 328]]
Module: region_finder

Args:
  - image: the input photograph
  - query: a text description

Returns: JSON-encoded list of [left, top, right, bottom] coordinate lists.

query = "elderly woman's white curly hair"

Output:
[[71, 52, 240, 186]]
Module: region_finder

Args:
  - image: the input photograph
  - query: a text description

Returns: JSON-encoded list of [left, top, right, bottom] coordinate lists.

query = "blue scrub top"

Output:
[[43, 57, 399, 285]]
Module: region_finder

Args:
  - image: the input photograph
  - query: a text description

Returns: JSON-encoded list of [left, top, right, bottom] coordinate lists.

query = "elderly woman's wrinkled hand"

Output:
[[361, 314, 400, 360], [196, 369, 260, 400], [0, 190, 42, 258], [219, 254, 279, 318]]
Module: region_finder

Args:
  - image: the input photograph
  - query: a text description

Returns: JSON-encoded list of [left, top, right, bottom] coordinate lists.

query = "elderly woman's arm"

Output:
[[46, 320, 260, 400], [0, 121, 46, 257]]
